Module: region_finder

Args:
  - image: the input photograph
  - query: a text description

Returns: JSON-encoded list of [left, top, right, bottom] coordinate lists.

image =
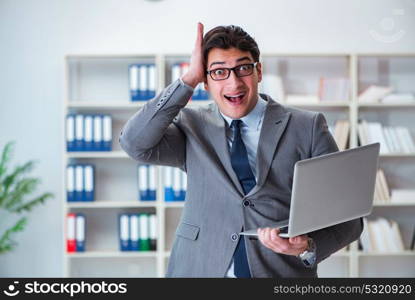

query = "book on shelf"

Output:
[[357, 120, 415, 154], [129, 63, 157, 101], [284, 78, 350, 104], [66, 114, 112, 152], [119, 213, 157, 252], [360, 217, 405, 252], [66, 213, 86, 252], [285, 94, 319, 104], [171, 62, 209, 100], [163, 167, 187, 201], [260, 74, 285, 102], [318, 77, 350, 102], [66, 164, 95, 202], [382, 93, 415, 104], [390, 189, 415, 203], [137, 165, 157, 201], [373, 168, 390, 204], [358, 85, 393, 103], [332, 120, 350, 151]]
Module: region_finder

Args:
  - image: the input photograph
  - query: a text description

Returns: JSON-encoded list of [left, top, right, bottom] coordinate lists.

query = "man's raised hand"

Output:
[[181, 22, 205, 88]]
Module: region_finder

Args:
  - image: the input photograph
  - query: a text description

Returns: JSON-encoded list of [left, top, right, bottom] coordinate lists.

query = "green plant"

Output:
[[0, 141, 54, 254]]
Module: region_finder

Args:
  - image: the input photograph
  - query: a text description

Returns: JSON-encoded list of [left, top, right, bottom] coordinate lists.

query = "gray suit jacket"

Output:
[[119, 79, 363, 278]]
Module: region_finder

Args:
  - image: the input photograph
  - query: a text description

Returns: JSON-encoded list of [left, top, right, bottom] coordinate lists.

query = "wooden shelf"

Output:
[[66, 151, 128, 158], [67, 100, 213, 109], [66, 201, 158, 208], [68, 102, 143, 110], [373, 201, 415, 207], [379, 153, 415, 158], [285, 101, 350, 107], [164, 202, 185, 208], [66, 251, 158, 258], [357, 251, 415, 257], [358, 103, 415, 108]]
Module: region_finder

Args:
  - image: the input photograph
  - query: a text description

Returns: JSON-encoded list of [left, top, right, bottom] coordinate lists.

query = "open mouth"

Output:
[[224, 93, 246, 105]]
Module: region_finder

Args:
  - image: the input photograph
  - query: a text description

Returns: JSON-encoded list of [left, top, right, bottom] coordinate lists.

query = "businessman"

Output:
[[119, 23, 363, 277]]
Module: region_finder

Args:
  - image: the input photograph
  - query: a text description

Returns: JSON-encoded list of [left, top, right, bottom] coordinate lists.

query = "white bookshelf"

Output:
[[67, 251, 158, 258], [67, 201, 158, 209], [63, 53, 415, 278]]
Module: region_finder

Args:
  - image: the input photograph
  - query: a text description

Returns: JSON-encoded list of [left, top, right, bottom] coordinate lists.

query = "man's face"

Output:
[[204, 47, 262, 119]]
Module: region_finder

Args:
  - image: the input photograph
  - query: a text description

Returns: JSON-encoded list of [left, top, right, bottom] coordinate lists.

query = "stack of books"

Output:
[[66, 164, 95, 202], [373, 169, 390, 203], [373, 169, 415, 205], [129, 63, 157, 101], [137, 165, 157, 201], [318, 77, 350, 102], [330, 120, 350, 151], [163, 167, 187, 201], [359, 217, 405, 252], [119, 213, 157, 251], [283, 77, 350, 104], [66, 213, 86, 252], [390, 189, 415, 204], [358, 120, 415, 154], [66, 114, 112, 152], [358, 85, 415, 104]]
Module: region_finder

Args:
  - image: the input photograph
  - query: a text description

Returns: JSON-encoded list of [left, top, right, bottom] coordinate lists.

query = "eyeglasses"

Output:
[[206, 62, 258, 81]]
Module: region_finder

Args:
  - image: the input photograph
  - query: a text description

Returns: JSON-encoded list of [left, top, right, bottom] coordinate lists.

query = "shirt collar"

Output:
[[220, 96, 267, 130]]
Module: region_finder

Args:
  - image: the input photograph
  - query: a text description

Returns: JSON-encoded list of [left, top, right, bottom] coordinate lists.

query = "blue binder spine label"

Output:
[[148, 64, 156, 99], [164, 167, 174, 202], [84, 164, 94, 202], [66, 165, 75, 202], [75, 165, 84, 201], [75, 214, 86, 252], [93, 115, 103, 151], [84, 115, 94, 151], [66, 114, 75, 151], [75, 114, 84, 151], [119, 214, 130, 251], [102, 115, 112, 151], [129, 64, 139, 101]]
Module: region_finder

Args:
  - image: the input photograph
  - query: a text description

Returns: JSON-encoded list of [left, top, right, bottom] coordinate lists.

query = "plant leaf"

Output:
[[0, 141, 14, 181], [13, 192, 54, 213], [3, 178, 40, 210], [0, 161, 35, 206], [0, 217, 27, 254]]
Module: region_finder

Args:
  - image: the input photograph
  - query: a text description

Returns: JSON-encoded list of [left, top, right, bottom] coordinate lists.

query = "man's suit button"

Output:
[[243, 200, 251, 207], [231, 233, 238, 241]]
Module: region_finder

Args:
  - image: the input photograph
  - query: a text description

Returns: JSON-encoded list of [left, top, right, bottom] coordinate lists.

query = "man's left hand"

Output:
[[257, 227, 309, 256]]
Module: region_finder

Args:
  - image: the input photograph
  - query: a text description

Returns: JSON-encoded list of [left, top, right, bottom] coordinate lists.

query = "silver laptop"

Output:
[[240, 143, 380, 238]]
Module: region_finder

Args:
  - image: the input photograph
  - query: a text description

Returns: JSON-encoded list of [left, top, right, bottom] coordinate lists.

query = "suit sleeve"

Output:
[[307, 113, 364, 265], [119, 79, 194, 170]]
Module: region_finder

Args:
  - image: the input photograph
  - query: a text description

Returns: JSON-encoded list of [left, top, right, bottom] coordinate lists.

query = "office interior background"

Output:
[[0, 0, 414, 277]]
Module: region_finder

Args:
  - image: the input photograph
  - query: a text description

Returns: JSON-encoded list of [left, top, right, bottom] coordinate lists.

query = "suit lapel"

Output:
[[246, 96, 291, 197], [205, 104, 245, 196]]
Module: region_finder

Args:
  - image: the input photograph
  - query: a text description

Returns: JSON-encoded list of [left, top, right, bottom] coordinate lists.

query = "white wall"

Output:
[[0, 0, 414, 276]]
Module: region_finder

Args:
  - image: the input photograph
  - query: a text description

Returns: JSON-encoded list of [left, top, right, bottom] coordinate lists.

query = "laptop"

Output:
[[240, 143, 380, 238]]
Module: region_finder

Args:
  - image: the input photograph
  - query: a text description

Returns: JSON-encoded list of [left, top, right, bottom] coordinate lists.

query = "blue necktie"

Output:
[[230, 120, 255, 278]]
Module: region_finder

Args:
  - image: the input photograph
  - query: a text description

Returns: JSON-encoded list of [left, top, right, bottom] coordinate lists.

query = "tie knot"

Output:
[[231, 119, 243, 129]]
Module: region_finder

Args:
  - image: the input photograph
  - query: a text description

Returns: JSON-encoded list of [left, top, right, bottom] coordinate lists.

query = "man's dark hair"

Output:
[[202, 25, 260, 69]]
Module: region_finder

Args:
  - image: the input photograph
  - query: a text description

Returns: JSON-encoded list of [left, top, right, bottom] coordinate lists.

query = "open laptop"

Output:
[[240, 143, 380, 238]]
